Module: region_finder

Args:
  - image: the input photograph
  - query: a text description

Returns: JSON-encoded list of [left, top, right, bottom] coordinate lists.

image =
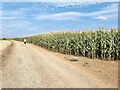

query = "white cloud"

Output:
[[1, 0, 119, 2], [35, 12, 82, 20], [93, 3, 118, 21], [102, 3, 118, 10], [53, 2, 101, 8], [94, 13, 117, 21], [0, 3, 2, 10], [95, 16, 107, 20], [35, 5, 117, 20], [88, 8, 117, 16], [35, 2, 118, 21], [0, 10, 2, 17], [0, 16, 22, 20], [2, 2, 118, 20], [3, 9, 27, 17], [2, 3, 49, 17], [0, 9, 24, 19]]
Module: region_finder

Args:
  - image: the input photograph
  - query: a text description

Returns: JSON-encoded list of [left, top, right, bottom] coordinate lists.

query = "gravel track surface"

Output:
[[2, 41, 118, 88]]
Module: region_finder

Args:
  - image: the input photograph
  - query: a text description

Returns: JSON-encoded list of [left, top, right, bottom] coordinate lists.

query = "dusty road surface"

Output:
[[0, 40, 12, 89], [2, 41, 118, 88]]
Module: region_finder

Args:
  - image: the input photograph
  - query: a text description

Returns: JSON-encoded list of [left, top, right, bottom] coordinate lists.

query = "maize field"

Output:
[[14, 28, 120, 60]]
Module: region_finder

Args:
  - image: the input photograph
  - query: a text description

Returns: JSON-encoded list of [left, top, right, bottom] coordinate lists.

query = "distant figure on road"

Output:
[[24, 39, 27, 44]]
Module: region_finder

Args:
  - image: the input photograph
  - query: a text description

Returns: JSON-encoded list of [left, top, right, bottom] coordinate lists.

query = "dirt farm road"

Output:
[[2, 41, 118, 88]]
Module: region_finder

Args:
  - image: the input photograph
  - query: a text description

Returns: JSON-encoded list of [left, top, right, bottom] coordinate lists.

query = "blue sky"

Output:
[[0, 2, 118, 38]]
